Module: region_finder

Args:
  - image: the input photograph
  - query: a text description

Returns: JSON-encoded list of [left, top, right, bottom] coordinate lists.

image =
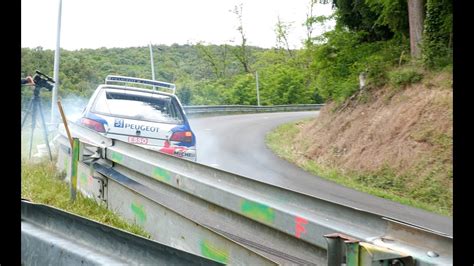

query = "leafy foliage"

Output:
[[21, 0, 451, 106], [333, 0, 394, 42], [308, 29, 406, 102], [422, 0, 453, 68], [388, 67, 423, 87], [365, 0, 409, 39]]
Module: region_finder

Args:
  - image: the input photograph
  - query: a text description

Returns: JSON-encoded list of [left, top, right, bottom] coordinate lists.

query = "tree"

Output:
[[230, 4, 252, 73], [275, 17, 293, 57], [333, 0, 394, 42], [407, 0, 424, 58], [196, 43, 222, 79], [330, 0, 429, 60], [422, 0, 452, 67], [176, 86, 192, 105], [365, 0, 409, 39], [304, 0, 318, 47], [196, 43, 230, 79]]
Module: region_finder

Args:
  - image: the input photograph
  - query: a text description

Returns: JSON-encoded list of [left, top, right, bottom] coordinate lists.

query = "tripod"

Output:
[[21, 86, 52, 161]]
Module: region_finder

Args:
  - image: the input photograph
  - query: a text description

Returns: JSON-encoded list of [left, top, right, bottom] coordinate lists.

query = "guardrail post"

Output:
[[70, 137, 79, 201], [325, 233, 361, 266], [345, 241, 360, 266], [325, 234, 346, 266]]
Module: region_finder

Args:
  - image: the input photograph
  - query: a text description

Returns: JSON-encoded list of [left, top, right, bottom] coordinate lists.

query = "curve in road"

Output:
[[189, 111, 452, 236]]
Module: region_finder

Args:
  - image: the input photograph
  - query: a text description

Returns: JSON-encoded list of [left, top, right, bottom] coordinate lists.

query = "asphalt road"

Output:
[[188, 111, 452, 236]]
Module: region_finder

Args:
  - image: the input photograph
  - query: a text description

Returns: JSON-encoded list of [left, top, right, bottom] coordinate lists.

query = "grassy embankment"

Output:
[[21, 159, 151, 238], [21, 97, 150, 237], [266, 67, 452, 216]]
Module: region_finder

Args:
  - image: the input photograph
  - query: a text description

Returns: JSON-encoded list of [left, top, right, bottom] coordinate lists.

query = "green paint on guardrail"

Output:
[[346, 242, 360, 265], [241, 199, 275, 224], [152, 167, 171, 183], [200, 240, 229, 264], [70, 138, 80, 201], [79, 172, 88, 187], [111, 151, 124, 163], [131, 202, 147, 224]]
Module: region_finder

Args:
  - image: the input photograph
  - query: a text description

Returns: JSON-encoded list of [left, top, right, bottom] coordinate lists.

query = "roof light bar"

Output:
[[105, 75, 176, 94]]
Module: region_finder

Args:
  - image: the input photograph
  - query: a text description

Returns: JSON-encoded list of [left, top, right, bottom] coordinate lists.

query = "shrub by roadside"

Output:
[[21, 159, 151, 238]]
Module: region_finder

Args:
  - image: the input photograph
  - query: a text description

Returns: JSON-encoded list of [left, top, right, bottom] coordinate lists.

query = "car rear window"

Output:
[[91, 88, 184, 124]]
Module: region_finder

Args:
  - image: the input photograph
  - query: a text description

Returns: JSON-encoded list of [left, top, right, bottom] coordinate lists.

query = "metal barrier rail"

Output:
[[55, 122, 452, 265], [55, 125, 277, 265], [183, 104, 324, 116], [21, 200, 222, 265]]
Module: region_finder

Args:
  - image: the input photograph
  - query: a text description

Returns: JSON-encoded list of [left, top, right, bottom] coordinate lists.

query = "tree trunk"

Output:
[[408, 0, 424, 58]]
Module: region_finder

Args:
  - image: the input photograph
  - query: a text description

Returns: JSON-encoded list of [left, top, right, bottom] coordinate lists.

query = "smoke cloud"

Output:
[[59, 94, 90, 123], [21, 93, 90, 160]]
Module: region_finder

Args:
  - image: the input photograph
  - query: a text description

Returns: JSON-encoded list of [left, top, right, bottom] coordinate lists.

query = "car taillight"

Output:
[[81, 118, 106, 133], [170, 131, 193, 143]]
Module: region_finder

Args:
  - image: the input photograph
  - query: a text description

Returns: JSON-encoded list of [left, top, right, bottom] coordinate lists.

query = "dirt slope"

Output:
[[292, 71, 452, 214]]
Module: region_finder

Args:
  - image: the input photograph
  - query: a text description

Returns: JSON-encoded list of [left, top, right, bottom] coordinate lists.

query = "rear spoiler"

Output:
[[105, 75, 176, 94]]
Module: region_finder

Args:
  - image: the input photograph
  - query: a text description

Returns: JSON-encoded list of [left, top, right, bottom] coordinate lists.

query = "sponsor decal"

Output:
[[128, 136, 148, 144], [159, 140, 195, 159], [173, 149, 193, 158], [113, 119, 159, 133], [114, 118, 124, 128]]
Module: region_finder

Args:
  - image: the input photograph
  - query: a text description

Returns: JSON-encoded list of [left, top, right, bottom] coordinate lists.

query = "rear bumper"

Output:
[[142, 145, 197, 162]]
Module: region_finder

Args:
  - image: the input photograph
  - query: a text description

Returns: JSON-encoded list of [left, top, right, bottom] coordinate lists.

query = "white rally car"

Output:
[[78, 75, 196, 161]]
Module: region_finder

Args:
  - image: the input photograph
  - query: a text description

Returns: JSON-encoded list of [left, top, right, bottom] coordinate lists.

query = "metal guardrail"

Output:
[[53, 121, 452, 265], [55, 123, 276, 265], [21, 199, 222, 265], [183, 104, 324, 116]]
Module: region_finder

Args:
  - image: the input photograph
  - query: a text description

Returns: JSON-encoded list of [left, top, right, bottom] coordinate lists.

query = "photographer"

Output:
[[21, 76, 35, 86], [21, 70, 55, 160]]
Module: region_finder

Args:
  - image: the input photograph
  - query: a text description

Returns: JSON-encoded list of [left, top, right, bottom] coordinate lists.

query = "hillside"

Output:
[[267, 69, 452, 216], [21, 45, 320, 106]]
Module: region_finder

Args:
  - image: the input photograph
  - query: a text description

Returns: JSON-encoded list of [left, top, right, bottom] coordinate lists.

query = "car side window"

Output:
[[91, 89, 110, 114]]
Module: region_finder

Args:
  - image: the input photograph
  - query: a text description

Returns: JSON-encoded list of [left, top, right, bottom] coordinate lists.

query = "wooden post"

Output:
[[57, 99, 73, 148]]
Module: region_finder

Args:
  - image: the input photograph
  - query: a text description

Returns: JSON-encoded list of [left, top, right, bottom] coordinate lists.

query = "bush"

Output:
[[422, 0, 452, 69], [310, 29, 406, 102], [388, 67, 423, 87]]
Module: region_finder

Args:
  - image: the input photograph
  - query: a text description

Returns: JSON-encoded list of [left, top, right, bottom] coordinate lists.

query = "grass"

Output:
[[21, 159, 151, 238], [266, 120, 452, 216], [388, 66, 424, 88], [21, 118, 57, 159]]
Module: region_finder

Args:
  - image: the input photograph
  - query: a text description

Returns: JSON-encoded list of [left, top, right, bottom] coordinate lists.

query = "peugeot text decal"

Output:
[[114, 119, 159, 132]]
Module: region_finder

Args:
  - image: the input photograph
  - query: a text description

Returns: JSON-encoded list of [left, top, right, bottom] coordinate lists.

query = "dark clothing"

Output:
[[21, 78, 28, 85]]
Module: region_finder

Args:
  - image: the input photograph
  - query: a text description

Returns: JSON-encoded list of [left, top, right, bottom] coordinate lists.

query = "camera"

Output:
[[33, 70, 55, 91]]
